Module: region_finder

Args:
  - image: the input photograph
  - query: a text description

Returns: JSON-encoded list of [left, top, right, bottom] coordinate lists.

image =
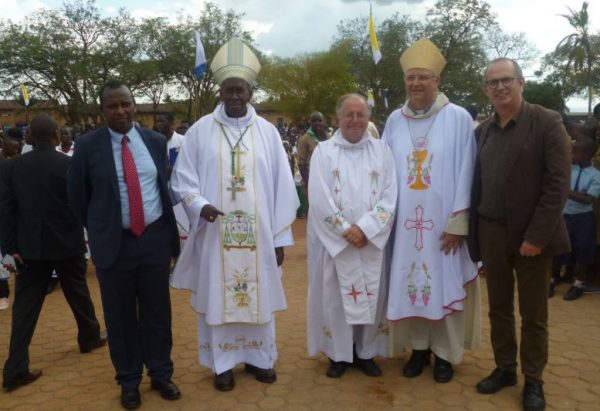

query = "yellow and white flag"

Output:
[[20, 83, 30, 106], [369, 6, 382, 65], [367, 89, 375, 107]]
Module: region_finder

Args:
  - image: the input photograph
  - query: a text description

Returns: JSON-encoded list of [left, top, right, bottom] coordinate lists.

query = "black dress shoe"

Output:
[[80, 330, 108, 353], [214, 370, 235, 391], [326, 360, 347, 378], [2, 369, 42, 392], [151, 379, 181, 400], [476, 367, 517, 394], [244, 363, 277, 383], [121, 387, 141, 409], [563, 286, 583, 301], [355, 358, 382, 377], [523, 380, 546, 410], [403, 349, 431, 378], [433, 355, 453, 383], [548, 282, 555, 298]]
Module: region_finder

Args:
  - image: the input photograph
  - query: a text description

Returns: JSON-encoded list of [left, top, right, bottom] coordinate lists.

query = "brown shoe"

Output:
[[214, 370, 235, 391], [3, 369, 42, 392], [244, 363, 277, 383]]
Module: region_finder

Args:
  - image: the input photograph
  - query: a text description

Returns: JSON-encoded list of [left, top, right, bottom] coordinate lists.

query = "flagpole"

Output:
[[370, 3, 378, 121]]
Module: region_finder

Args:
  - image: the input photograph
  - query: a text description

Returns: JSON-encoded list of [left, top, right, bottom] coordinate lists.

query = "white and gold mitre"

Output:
[[399, 38, 447, 76], [210, 37, 261, 86]]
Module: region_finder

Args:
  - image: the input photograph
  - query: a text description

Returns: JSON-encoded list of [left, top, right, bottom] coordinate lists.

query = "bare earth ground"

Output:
[[1, 219, 599, 410]]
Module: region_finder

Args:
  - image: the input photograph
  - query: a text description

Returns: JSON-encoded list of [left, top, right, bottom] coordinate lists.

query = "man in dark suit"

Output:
[[468, 58, 570, 411], [67, 80, 180, 409], [0, 114, 106, 392]]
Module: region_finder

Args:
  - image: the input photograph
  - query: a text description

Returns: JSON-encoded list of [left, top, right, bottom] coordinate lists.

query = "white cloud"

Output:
[[243, 20, 274, 39], [2, 0, 51, 22]]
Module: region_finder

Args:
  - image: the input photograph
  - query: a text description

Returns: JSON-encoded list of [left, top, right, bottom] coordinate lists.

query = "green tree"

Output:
[[423, 0, 493, 107], [261, 44, 357, 121], [523, 81, 565, 112], [545, 1, 599, 114], [333, 13, 419, 117], [140, 2, 257, 121], [0, 0, 142, 124]]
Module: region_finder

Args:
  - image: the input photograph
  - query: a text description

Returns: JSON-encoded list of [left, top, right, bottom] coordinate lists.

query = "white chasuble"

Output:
[[170, 103, 299, 327], [307, 131, 397, 361], [383, 102, 479, 322]]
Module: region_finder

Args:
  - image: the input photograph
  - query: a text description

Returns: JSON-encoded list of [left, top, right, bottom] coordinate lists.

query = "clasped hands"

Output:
[[343, 224, 367, 248]]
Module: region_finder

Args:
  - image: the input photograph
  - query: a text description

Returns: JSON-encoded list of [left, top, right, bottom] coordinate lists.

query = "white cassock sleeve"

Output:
[[270, 132, 299, 248], [170, 130, 210, 230], [308, 145, 353, 258]]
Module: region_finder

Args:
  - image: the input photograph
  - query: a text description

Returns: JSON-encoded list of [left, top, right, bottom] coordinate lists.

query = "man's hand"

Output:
[[519, 240, 542, 257], [440, 233, 463, 255], [275, 247, 284, 266], [4, 253, 24, 274], [343, 224, 368, 248], [200, 204, 225, 223]]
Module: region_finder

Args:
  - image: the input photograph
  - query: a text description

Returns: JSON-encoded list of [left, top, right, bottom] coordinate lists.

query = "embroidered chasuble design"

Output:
[[219, 124, 260, 323], [369, 169, 380, 208], [404, 205, 434, 250], [218, 336, 263, 352], [406, 137, 433, 190], [406, 114, 438, 190], [346, 284, 363, 303], [406, 262, 432, 306]]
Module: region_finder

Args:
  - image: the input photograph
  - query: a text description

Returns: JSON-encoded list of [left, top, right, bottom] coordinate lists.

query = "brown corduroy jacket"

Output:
[[467, 102, 571, 262]]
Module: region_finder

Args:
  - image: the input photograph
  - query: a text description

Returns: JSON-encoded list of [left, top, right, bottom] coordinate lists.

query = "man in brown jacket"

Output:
[[467, 58, 570, 411]]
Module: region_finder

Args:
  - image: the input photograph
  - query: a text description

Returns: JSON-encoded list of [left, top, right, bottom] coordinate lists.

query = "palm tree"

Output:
[[554, 1, 596, 114]]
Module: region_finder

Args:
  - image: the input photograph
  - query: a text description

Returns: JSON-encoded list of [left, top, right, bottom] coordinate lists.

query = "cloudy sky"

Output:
[[4, 0, 598, 110]]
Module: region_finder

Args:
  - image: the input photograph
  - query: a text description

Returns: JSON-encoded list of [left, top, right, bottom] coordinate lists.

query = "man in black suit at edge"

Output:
[[67, 80, 181, 409], [1, 113, 107, 392]]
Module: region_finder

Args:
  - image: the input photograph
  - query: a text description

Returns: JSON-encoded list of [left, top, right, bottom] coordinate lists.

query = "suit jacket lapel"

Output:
[[99, 126, 120, 198]]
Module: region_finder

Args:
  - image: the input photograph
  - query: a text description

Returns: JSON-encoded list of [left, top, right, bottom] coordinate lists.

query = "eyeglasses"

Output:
[[404, 74, 437, 83], [484, 77, 521, 88]]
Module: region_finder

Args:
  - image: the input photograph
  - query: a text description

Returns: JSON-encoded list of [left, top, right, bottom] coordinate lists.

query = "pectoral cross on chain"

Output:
[[228, 144, 246, 200]]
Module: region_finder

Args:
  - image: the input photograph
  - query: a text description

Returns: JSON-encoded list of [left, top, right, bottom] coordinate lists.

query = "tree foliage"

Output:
[[0, 0, 257, 124], [261, 44, 356, 121], [0, 0, 140, 123], [333, 0, 538, 119], [523, 81, 565, 112], [543, 1, 600, 114]]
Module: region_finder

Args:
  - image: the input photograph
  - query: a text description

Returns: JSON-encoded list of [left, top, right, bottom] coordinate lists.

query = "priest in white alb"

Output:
[[170, 38, 299, 392], [307, 93, 397, 378], [383, 38, 481, 383]]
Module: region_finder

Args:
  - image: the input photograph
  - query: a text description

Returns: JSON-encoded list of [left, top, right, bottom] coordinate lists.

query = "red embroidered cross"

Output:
[[403, 205, 434, 251]]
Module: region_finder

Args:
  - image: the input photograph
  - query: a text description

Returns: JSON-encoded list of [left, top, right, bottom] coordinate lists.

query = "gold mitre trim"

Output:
[[210, 37, 261, 86], [399, 38, 447, 76]]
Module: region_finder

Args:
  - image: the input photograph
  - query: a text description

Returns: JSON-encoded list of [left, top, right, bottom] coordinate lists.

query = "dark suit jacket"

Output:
[[467, 102, 571, 262], [0, 144, 86, 260], [67, 125, 180, 269]]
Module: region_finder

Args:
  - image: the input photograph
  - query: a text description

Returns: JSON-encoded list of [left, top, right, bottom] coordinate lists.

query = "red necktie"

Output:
[[121, 135, 145, 236]]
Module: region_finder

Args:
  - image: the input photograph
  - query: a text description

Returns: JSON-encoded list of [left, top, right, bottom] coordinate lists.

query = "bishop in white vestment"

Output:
[[384, 38, 481, 383], [307, 94, 397, 378], [170, 38, 299, 391]]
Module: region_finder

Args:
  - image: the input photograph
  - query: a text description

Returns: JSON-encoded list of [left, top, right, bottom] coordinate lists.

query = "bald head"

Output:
[[30, 114, 59, 145]]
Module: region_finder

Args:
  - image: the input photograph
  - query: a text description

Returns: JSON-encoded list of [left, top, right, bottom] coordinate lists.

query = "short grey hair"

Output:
[[335, 93, 371, 116], [485, 57, 524, 80]]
